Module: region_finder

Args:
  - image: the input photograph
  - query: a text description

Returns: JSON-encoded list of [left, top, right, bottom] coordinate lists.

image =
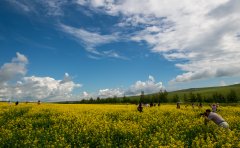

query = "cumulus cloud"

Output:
[[94, 75, 163, 98], [0, 53, 81, 101], [98, 88, 124, 98], [76, 0, 240, 82], [125, 75, 163, 96], [0, 75, 81, 101], [0, 52, 28, 84]]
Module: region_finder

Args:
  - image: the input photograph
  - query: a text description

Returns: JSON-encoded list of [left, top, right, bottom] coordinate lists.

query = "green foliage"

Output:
[[227, 89, 238, 103], [172, 94, 180, 103]]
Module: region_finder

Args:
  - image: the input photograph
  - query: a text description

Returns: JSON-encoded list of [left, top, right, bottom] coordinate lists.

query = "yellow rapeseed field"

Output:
[[0, 103, 239, 147]]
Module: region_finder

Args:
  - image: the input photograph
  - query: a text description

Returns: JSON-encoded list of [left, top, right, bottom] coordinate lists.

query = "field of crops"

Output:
[[0, 103, 239, 147]]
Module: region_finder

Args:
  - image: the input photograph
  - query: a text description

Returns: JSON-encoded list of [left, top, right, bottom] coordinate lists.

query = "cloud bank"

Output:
[[94, 75, 163, 98], [0, 53, 162, 101], [0, 53, 81, 101]]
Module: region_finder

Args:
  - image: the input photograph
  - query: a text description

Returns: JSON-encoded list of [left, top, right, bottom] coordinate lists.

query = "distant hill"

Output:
[[167, 83, 240, 99]]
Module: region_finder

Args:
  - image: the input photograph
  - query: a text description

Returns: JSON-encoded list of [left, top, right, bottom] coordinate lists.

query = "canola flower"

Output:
[[0, 103, 239, 147]]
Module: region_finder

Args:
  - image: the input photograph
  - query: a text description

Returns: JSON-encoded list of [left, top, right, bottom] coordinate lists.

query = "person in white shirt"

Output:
[[204, 109, 229, 129], [211, 104, 217, 112]]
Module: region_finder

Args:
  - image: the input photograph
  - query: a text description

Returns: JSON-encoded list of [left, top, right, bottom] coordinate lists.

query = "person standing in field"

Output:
[[150, 102, 153, 107], [204, 109, 229, 129], [211, 104, 217, 112], [137, 102, 143, 112], [177, 102, 180, 109]]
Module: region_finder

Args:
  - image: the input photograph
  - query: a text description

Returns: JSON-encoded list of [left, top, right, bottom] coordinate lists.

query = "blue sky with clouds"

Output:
[[0, 0, 240, 102]]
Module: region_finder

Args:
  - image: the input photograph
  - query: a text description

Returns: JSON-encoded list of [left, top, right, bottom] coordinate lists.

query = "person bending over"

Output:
[[204, 109, 229, 129]]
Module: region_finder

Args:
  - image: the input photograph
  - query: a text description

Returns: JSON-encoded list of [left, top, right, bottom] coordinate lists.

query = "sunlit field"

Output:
[[0, 103, 239, 147]]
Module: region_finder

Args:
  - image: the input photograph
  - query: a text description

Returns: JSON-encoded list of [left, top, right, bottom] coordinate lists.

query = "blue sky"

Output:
[[0, 0, 240, 101]]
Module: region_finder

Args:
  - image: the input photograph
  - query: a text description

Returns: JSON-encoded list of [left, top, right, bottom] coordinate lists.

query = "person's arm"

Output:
[[204, 116, 210, 125]]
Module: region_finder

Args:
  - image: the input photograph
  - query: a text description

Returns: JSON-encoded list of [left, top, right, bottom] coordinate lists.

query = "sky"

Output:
[[0, 0, 240, 102]]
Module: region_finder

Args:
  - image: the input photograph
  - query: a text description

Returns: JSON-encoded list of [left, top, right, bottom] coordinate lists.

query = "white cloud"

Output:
[[0, 53, 81, 101], [125, 75, 163, 95], [60, 73, 72, 84], [83, 91, 89, 98], [76, 0, 87, 5], [0, 52, 28, 84], [102, 50, 129, 60], [0, 75, 81, 101], [94, 75, 163, 98], [60, 24, 118, 52], [59, 23, 128, 59], [9, 0, 32, 12], [8, 0, 67, 16], [43, 0, 67, 16], [98, 88, 124, 98], [77, 0, 240, 82]]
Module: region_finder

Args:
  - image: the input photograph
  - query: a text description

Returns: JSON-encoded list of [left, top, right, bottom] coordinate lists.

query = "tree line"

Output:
[[78, 89, 239, 104]]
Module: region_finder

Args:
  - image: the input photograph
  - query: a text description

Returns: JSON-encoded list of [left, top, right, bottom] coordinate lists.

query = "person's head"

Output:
[[205, 109, 211, 116]]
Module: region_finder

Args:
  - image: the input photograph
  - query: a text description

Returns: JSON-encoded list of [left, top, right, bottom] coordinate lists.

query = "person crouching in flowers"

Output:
[[203, 109, 229, 129], [137, 102, 143, 112]]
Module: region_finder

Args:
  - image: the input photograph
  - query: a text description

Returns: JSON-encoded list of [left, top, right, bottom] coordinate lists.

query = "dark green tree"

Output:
[[172, 94, 180, 103], [227, 89, 238, 103], [189, 92, 197, 103], [159, 90, 168, 103], [196, 93, 203, 103], [183, 93, 189, 103], [122, 95, 129, 103]]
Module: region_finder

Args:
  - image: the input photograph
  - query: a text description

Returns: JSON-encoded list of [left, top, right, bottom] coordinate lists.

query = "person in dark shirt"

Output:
[[137, 103, 143, 112]]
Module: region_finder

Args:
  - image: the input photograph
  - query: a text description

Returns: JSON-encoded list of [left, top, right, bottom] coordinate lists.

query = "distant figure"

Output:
[[211, 104, 217, 112], [15, 101, 19, 106], [192, 103, 195, 109], [158, 103, 160, 106], [38, 100, 41, 105], [137, 103, 143, 112], [199, 103, 203, 108], [177, 102, 180, 109], [203, 109, 229, 129], [150, 102, 153, 107]]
